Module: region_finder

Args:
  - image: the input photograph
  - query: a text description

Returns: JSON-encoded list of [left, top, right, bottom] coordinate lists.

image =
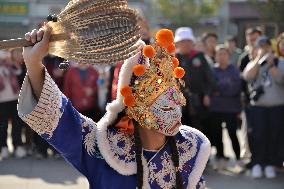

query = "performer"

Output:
[[18, 25, 210, 189]]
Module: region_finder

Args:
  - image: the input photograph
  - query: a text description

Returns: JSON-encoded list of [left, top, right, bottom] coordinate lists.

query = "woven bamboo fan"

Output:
[[0, 0, 141, 64]]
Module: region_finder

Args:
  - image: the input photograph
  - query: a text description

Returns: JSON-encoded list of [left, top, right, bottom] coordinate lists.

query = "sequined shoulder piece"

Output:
[[18, 68, 66, 139], [83, 115, 104, 159]]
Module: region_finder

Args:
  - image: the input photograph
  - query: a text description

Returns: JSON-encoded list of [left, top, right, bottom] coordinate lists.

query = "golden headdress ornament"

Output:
[[119, 29, 186, 129]]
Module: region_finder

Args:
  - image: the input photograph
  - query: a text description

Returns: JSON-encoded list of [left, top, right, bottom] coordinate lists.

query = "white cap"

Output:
[[174, 27, 196, 43]]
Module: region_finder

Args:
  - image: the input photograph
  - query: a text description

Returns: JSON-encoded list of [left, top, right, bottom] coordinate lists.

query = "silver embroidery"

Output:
[[148, 151, 175, 188], [83, 116, 97, 156], [145, 136, 198, 189], [176, 136, 198, 172]]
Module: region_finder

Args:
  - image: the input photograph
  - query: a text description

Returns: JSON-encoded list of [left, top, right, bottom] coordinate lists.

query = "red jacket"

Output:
[[63, 66, 99, 111]]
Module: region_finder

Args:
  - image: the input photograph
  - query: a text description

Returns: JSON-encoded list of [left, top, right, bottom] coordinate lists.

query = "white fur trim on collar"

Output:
[[180, 126, 211, 189]]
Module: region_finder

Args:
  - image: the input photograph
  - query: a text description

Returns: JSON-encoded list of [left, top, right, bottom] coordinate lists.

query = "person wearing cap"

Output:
[[17, 23, 210, 189], [243, 36, 284, 179], [174, 27, 214, 134]]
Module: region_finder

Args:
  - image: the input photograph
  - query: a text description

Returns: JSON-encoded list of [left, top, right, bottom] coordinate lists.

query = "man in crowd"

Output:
[[243, 36, 284, 179], [225, 36, 243, 66], [175, 27, 214, 132], [202, 32, 218, 67], [238, 27, 262, 163]]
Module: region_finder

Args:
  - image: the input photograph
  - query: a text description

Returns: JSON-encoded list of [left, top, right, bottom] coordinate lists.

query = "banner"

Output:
[[0, 2, 29, 16]]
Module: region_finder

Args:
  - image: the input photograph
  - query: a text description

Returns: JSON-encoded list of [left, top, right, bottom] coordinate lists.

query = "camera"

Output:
[[250, 85, 264, 102]]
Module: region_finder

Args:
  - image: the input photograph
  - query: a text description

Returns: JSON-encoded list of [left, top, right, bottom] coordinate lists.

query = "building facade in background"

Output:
[[0, 0, 280, 47], [0, 0, 68, 40], [0, 0, 150, 40]]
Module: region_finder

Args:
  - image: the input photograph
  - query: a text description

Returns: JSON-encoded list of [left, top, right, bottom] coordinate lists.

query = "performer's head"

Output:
[[118, 29, 186, 136]]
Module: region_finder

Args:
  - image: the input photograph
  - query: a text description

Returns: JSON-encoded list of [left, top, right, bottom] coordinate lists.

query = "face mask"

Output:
[[150, 87, 183, 136]]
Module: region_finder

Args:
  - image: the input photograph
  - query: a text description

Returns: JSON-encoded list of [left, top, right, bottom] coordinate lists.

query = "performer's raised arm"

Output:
[[18, 25, 101, 177]]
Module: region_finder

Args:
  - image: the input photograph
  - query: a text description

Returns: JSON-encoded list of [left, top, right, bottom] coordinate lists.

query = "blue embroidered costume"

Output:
[[18, 39, 211, 189]]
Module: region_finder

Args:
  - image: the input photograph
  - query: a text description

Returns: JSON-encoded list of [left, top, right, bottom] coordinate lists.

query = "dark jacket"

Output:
[[176, 51, 214, 118], [176, 51, 214, 96]]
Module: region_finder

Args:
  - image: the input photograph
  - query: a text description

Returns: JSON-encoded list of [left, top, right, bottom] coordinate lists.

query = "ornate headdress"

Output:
[[119, 29, 186, 130]]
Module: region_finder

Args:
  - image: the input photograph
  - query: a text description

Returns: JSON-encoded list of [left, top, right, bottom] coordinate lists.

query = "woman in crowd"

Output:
[[209, 45, 242, 168], [0, 50, 26, 159], [243, 36, 284, 178]]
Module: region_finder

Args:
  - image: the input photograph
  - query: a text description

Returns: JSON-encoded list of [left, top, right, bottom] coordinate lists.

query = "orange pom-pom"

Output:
[[124, 95, 135, 107], [143, 45, 156, 58], [156, 29, 174, 48], [120, 86, 132, 97], [133, 64, 146, 76], [172, 57, 179, 68], [167, 44, 176, 54], [174, 67, 185, 79]]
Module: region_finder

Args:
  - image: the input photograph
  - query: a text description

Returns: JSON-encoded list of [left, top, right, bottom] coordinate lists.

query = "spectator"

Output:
[[0, 50, 26, 159], [243, 36, 284, 179], [95, 65, 112, 115], [209, 45, 242, 166], [239, 27, 262, 72], [195, 37, 205, 52], [276, 33, 284, 164], [175, 27, 214, 131], [137, 16, 151, 45], [64, 64, 100, 121], [202, 32, 218, 67], [225, 36, 242, 66], [238, 27, 262, 162], [10, 48, 34, 156]]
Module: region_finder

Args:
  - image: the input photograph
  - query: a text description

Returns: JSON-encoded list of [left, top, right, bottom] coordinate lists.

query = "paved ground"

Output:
[[1, 125, 283, 189], [0, 157, 88, 189], [0, 156, 283, 189]]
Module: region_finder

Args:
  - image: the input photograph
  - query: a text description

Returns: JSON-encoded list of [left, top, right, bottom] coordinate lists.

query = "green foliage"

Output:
[[155, 0, 223, 27]]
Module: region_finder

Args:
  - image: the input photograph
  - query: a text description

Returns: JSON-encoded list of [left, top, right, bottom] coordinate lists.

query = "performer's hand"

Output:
[[23, 23, 52, 67], [22, 23, 52, 100]]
